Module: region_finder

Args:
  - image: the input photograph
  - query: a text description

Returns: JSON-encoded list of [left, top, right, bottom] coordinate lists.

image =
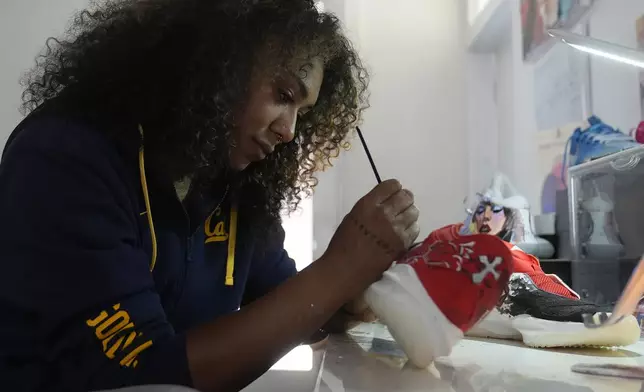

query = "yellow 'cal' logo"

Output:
[[205, 207, 228, 243]]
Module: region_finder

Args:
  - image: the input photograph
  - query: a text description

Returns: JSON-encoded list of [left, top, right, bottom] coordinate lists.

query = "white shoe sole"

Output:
[[513, 313, 641, 348], [468, 309, 641, 348], [467, 308, 522, 340], [364, 264, 463, 368]]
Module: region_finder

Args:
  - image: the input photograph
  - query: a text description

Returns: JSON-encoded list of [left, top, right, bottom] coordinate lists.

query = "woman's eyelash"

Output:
[[278, 89, 294, 103], [475, 205, 504, 214]]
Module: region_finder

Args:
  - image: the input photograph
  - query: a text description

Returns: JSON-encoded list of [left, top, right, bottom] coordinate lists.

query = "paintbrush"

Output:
[[356, 126, 381, 184]]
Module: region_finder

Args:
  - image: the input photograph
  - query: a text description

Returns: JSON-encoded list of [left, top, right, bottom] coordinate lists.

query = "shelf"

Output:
[[540, 258, 571, 263], [467, 0, 513, 53], [524, 3, 595, 63]]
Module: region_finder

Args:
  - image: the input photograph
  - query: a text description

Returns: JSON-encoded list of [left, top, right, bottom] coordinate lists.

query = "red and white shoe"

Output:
[[466, 244, 639, 348], [465, 244, 582, 342], [364, 234, 513, 368]]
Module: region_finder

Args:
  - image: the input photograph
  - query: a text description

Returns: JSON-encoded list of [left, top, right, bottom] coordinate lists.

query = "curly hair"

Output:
[[21, 0, 369, 233]]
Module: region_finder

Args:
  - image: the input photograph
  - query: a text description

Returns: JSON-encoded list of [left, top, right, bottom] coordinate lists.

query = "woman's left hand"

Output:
[[305, 294, 377, 350], [343, 295, 377, 325], [324, 294, 377, 334]]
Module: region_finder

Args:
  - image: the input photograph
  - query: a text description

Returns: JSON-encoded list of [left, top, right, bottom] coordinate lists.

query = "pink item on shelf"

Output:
[[632, 121, 644, 144]]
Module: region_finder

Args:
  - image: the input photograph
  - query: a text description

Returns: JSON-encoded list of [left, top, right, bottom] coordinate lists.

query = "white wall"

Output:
[[298, 0, 471, 264], [0, 0, 89, 145], [496, 2, 543, 210], [310, 0, 347, 261], [469, 0, 493, 25], [494, 27, 521, 185], [588, 0, 644, 132], [467, 1, 547, 212], [465, 1, 530, 204], [312, 0, 471, 258], [331, 0, 469, 239], [466, 52, 498, 198]]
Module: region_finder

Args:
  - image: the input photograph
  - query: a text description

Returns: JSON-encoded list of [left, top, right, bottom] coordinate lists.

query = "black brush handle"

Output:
[[356, 126, 381, 184]]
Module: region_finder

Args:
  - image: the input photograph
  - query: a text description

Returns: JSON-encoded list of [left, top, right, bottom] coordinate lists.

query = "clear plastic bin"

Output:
[[568, 146, 644, 261], [565, 146, 644, 303]]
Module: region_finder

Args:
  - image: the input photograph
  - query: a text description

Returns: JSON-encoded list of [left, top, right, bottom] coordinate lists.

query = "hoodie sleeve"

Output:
[[0, 119, 192, 391], [243, 225, 297, 304]]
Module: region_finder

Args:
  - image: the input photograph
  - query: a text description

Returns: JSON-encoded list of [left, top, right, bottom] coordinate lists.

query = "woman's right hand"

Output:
[[186, 179, 419, 391], [325, 179, 420, 287]]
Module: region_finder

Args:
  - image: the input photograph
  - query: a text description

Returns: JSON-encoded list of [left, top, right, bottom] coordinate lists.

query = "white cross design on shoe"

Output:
[[450, 255, 464, 272], [426, 261, 451, 269], [471, 255, 503, 284], [412, 240, 475, 272], [457, 241, 475, 259]]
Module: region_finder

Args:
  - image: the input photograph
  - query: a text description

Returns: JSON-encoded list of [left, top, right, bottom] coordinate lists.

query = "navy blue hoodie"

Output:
[[0, 116, 297, 391]]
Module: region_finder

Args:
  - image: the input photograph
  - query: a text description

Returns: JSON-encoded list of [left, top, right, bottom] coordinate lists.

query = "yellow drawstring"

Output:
[[138, 124, 236, 284], [225, 205, 238, 286], [138, 125, 158, 272]]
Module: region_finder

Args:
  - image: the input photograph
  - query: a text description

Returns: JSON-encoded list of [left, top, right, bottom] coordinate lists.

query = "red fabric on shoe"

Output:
[[396, 234, 513, 332], [427, 224, 578, 300]]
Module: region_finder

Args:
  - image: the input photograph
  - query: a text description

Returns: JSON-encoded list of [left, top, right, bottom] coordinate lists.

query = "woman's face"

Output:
[[228, 57, 324, 171], [474, 202, 507, 236]]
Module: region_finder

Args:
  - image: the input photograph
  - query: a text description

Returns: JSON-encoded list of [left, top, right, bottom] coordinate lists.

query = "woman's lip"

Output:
[[254, 138, 274, 156], [479, 225, 491, 233]]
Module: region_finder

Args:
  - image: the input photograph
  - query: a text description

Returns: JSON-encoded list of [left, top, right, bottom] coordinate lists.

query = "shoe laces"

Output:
[[562, 116, 635, 180]]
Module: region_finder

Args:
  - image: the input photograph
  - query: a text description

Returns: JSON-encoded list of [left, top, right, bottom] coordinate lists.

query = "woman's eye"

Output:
[[278, 89, 294, 103]]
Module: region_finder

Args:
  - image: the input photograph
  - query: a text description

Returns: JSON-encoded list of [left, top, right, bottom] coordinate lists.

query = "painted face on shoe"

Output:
[[473, 202, 507, 236]]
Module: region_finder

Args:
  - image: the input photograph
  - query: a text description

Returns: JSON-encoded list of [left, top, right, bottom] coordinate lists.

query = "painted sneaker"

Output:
[[469, 273, 640, 348], [563, 116, 642, 175], [364, 234, 513, 368], [466, 261, 578, 341]]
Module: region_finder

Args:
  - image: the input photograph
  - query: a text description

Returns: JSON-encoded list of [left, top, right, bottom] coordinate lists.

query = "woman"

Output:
[[0, 1, 420, 391]]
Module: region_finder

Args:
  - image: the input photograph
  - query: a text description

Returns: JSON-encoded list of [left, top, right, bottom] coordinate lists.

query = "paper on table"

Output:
[[347, 323, 407, 359]]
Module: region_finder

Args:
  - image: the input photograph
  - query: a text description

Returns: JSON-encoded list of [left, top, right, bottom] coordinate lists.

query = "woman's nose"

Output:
[[273, 113, 297, 144]]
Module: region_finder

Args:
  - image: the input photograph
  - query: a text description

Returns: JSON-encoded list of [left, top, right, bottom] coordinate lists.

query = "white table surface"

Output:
[[241, 344, 326, 392], [242, 322, 644, 392], [319, 323, 644, 392]]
